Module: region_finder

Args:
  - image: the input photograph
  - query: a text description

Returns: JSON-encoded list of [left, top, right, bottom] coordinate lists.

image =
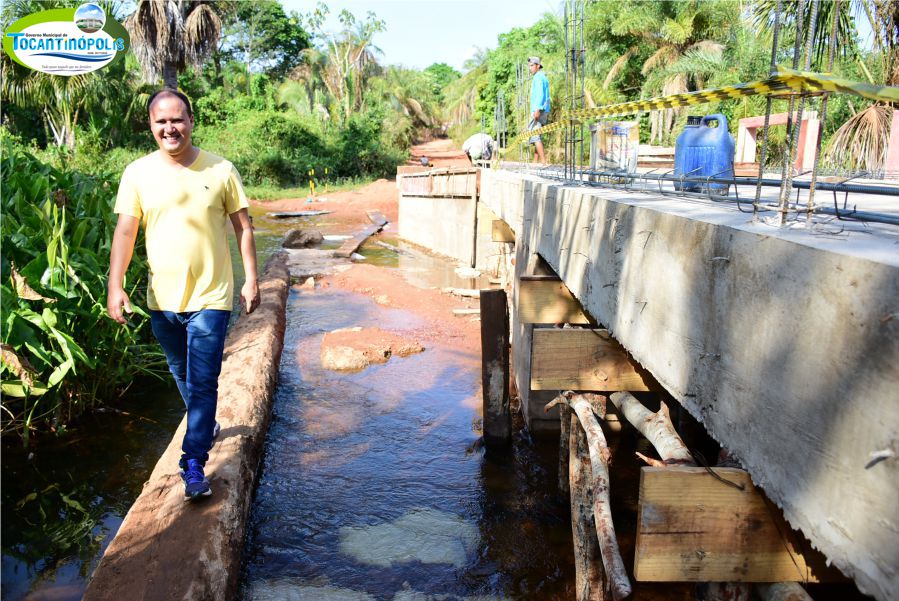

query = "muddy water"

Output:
[[239, 253, 574, 599], [0, 387, 185, 600]]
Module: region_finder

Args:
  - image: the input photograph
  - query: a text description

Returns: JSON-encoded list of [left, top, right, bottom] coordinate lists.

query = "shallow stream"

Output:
[[240, 208, 575, 600]]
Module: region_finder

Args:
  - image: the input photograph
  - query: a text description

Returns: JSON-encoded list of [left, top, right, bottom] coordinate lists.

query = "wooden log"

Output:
[[700, 583, 751, 601], [531, 329, 661, 392], [608, 392, 693, 465], [479, 289, 511, 445], [374, 240, 413, 256], [452, 308, 480, 316], [492, 219, 516, 242], [335, 213, 389, 258], [558, 403, 571, 497], [756, 582, 814, 601], [570, 413, 608, 601], [566, 393, 633, 600], [518, 279, 590, 324], [443, 287, 480, 298]]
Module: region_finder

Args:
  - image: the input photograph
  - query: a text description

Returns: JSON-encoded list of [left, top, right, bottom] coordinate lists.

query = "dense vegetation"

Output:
[[0, 134, 166, 440], [0, 1, 449, 439], [445, 0, 897, 171], [1, 0, 894, 439]]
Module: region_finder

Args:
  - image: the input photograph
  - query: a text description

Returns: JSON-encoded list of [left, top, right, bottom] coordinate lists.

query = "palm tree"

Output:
[[306, 4, 385, 123], [596, 0, 737, 143], [126, 0, 221, 88], [753, 0, 898, 172]]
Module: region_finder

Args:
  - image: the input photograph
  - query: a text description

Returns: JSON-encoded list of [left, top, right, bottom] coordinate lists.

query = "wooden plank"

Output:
[[635, 467, 843, 583], [480, 289, 511, 445], [531, 329, 661, 391], [492, 219, 516, 242], [519, 279, 590, 324], [334, 213, 389, 258]]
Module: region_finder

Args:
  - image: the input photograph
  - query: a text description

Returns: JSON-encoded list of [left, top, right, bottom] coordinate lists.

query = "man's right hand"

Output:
[[107, 287, 133, 324]]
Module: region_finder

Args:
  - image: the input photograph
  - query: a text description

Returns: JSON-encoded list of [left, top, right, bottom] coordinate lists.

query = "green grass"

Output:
[[246, 175, 382, 202]]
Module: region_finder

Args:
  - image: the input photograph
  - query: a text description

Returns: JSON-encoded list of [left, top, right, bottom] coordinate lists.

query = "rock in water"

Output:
[[282, 228, 324, 249]]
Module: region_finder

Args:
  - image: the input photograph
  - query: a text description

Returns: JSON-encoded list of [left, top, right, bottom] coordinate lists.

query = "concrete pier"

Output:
[[400, 167, 899, 600]]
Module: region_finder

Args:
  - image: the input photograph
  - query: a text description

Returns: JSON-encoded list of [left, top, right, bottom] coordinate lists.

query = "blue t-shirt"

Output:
[[530, 70, 550, 114]]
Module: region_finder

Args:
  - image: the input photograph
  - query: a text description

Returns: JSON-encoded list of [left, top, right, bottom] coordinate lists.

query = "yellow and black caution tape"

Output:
[[502, 65, 899, 152]]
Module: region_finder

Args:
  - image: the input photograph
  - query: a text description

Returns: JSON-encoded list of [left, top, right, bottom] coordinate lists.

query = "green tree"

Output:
[[593, 0, 738, 143], [305, 2, 386, 122], [126, 0, 221, 88], [423, 62, 461, 103], [222, 0, 310, 90]]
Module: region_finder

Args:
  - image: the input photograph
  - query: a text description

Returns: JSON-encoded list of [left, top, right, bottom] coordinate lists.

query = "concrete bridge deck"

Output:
[[399, 166, 898, 600], [484, 168, 898, 600]]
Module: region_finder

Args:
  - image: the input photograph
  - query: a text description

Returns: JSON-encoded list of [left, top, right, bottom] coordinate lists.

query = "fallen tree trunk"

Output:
[[608, 392, 693, 466], [550, 392, 632, 600], [559, 403, 571, 497], [570, 413, 607, 600], [756, 583, 814, 601]]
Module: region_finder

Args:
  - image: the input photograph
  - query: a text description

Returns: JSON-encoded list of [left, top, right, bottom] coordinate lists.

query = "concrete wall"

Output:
[[399, 194, 477, 265], [84, 254, 290, 601], [479, 168, 899, 601], [397, 173, 513, 278]]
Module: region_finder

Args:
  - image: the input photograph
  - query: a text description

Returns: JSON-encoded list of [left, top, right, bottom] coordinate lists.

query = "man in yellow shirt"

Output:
[[107, 89, 259, 501]]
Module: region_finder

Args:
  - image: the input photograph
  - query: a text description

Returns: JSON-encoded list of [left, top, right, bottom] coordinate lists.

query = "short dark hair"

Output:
[[147, 88, 193, 118]]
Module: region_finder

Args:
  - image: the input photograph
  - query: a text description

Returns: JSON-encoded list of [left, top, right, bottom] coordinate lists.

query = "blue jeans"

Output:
[[150, 309, 230, 466]]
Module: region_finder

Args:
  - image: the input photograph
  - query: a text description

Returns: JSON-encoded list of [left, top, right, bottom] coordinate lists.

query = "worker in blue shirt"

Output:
[[528, 56, 550, 165]]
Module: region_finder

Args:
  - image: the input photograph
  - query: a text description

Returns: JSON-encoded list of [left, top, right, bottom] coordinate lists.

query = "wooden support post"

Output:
[[549, 392, 632, 600], [470, 188, 478, 268], [518, 277, 590, 324], [480, 289, 511, 445], [492, 219, 515, 242], [559, 403, 571, 497], [570, 413, 608, 600], [531, 329, 661, 392]]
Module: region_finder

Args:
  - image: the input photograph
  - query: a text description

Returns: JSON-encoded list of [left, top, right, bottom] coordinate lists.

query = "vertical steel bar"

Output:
[[777, 0, 809, 225], [806, 0, 840, 219], [753, 0, 784, 220], [564, 0, 571, 177]]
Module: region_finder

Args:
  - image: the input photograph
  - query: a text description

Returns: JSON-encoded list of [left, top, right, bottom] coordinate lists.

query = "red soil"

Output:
[[325, 263, 482, 356]]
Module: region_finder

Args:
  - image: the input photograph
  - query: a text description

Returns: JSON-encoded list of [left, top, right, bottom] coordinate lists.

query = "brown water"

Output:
[[238, 239, 575, 600]]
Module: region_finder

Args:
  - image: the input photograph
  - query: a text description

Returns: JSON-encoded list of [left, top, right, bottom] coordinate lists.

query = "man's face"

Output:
[[149, 95, 194, 158], [528, 62, 539, 74]]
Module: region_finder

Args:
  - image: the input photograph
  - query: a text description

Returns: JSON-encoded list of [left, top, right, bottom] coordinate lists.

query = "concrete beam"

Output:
[[479, 168, 899, 601], [84, 253, 290, 601]]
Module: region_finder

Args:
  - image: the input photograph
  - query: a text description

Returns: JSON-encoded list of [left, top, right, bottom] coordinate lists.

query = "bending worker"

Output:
[[107, 89, 259, 501], [527, 56, 550, 165], [462, 132, 495, 164]]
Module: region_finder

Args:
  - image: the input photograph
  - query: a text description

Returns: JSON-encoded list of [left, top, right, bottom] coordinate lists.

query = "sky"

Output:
[[280, 0, 560, 72]]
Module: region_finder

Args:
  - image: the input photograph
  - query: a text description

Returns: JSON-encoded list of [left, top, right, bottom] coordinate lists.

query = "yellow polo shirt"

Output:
[[114, 150, 249, 312]]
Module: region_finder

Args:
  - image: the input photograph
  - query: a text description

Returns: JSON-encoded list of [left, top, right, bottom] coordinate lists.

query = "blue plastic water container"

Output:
[[674, 114, 735, 193]]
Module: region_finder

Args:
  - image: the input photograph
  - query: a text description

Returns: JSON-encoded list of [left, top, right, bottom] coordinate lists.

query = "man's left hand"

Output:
[[241, 280, 260, 314]]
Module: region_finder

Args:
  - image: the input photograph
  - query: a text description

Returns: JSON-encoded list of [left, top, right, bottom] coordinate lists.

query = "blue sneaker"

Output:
[[180, 459, 211, 501]]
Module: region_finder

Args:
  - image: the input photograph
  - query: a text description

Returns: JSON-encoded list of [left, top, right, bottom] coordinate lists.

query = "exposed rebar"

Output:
[[806, 0, 840, 220], [754, 0, 784, 220]]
